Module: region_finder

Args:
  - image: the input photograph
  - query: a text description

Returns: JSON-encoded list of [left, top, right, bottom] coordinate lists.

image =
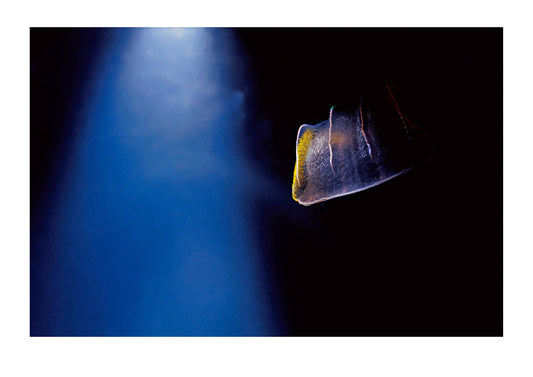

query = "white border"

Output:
[[1, 1, 531, 376]]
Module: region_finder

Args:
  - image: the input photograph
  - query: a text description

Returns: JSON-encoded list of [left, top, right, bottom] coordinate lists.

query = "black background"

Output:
[[237, 28, 502, 336], [31, 28, 112, 214], [31, 28, 502, 336]]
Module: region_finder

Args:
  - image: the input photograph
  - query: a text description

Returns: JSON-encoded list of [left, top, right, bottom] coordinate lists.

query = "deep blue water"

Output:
[[31, 28, 284, 336]]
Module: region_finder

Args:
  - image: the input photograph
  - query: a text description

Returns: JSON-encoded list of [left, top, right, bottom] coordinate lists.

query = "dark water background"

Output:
[[30, 28, 502, 336]]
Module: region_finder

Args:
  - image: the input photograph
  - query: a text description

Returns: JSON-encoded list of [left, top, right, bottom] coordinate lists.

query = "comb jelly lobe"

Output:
[[291, 91, 430, 206]]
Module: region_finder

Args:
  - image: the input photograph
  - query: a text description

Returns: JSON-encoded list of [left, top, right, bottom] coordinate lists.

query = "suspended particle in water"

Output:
[[291, 85, 431, 206]]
